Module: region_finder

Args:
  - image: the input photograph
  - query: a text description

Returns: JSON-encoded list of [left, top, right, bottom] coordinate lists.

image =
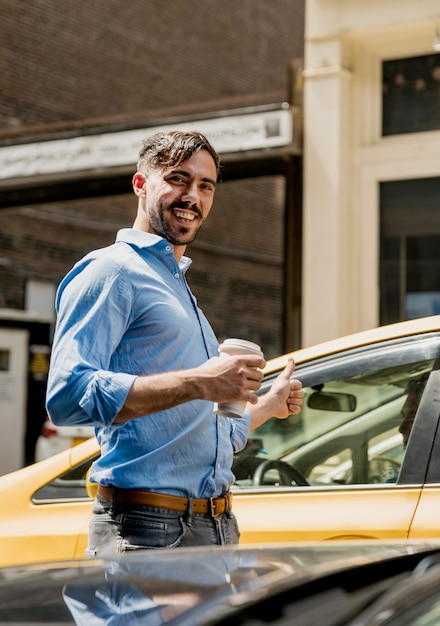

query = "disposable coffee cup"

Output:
[[214, 338, 264, 418]]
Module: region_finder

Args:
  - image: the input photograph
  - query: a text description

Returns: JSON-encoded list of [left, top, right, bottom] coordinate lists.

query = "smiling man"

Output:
[[133, 139, 217, 253], [46, 130, 303, 556]]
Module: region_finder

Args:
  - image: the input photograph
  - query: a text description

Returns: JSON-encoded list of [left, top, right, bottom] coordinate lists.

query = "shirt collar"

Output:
[[116, 228, 163, 248], [116, 228, 192, 272]]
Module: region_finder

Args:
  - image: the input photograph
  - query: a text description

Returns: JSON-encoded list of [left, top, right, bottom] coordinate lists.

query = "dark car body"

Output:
[[1, 541, 440, 625]]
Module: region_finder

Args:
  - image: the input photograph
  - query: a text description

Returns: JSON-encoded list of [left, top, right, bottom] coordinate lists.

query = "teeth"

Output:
[[175, 210, 195, 221]]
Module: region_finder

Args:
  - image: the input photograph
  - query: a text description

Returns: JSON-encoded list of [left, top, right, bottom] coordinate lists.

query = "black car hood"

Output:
[[0, 541, 439, 626]]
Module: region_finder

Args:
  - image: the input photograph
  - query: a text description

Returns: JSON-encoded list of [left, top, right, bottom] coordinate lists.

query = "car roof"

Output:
[[265, 315, 440, 374]]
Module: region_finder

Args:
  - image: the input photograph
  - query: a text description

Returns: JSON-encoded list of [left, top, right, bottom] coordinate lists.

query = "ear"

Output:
[[132, 172, 147, 197]]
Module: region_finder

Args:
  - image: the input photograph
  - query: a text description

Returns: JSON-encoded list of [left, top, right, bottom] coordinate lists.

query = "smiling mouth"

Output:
[[173, 209, 196, 222]]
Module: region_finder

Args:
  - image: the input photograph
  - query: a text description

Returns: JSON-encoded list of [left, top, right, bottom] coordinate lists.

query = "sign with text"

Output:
[[0, 107, 293, 182]]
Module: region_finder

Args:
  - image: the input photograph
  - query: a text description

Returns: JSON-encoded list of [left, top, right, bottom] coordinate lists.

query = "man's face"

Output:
[[142, 149, 217, 246]]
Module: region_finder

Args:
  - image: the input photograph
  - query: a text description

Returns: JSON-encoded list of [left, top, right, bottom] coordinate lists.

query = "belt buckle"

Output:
[[209, 494, 228, 517], [209, 495, 223, 517], [209, 496, 219, 517]]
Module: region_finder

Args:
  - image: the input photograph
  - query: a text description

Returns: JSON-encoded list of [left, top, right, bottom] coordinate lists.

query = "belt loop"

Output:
[[185, 497, 193, 526]]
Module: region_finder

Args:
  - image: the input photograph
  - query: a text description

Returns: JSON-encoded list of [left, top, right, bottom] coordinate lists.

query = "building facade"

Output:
[[302, 0, 440, 345]]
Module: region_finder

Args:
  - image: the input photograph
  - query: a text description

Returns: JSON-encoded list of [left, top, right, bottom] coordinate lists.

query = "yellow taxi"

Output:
[[2, 315, 440, 567]]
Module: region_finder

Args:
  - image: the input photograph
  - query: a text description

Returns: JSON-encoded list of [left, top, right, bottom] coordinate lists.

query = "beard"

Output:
[[148, 201, 203, 246]]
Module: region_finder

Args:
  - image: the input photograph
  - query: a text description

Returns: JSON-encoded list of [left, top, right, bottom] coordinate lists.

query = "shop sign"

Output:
[[0, 107, 293, 182]]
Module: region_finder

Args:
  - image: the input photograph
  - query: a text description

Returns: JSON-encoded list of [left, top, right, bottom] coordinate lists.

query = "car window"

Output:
[[32, 456, 98, 503], [233, 334, 440, 490]]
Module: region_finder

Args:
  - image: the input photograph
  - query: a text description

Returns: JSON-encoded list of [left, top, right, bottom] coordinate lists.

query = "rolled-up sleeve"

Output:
[[46, 252, 137, 427]]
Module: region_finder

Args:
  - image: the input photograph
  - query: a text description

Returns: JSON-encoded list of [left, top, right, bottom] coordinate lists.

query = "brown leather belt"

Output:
[[97, 485, 232, 517]]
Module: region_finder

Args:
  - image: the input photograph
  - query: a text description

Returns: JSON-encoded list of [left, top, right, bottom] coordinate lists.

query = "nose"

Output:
[[181, 181, 200, 206]]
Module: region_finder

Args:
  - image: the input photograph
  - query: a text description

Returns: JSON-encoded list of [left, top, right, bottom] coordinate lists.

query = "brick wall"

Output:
[[0, 0, 304, 127], [0, 0, 304, 358]]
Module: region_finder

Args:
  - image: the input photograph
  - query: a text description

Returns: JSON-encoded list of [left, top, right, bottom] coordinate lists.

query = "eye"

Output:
[[169, 175, 186, 184]]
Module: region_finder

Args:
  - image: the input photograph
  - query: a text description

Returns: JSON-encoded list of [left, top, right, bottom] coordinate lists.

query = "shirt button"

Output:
[[174, 272, 179, 279]]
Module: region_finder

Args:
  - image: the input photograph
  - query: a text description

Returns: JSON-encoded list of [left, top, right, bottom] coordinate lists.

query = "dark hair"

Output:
[[137, 130, 221, 179]]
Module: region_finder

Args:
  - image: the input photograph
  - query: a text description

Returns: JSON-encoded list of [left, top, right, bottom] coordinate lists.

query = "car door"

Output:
[[22, 441, 98, 565], [233, 333, 440, 543]]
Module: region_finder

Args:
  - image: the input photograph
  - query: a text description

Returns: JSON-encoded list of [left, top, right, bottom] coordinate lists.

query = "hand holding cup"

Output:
[[214, 338, 264, 418]]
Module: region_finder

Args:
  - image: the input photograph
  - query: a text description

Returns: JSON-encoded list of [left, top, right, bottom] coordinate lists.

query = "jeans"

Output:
[[85, 494, 241, 558]]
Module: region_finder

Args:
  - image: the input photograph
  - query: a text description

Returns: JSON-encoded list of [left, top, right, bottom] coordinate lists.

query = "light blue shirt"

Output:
[[46, 229, 250, 497]]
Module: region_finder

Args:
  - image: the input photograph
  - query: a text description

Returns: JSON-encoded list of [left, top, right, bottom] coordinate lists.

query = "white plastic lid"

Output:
[[218, 338, 263, 356]]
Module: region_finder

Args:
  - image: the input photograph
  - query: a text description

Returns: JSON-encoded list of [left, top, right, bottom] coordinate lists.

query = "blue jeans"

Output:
[[85, 494, 241, 558]]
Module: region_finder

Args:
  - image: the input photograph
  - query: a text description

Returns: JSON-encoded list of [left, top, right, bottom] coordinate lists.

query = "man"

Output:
[[46, 130, 303, 556]]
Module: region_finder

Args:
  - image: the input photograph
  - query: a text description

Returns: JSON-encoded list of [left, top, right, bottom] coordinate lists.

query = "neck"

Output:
[[172, 244, 186, 262]]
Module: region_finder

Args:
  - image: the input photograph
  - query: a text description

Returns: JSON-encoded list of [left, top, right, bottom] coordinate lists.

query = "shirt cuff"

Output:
[[79, 372, 138, 426]]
